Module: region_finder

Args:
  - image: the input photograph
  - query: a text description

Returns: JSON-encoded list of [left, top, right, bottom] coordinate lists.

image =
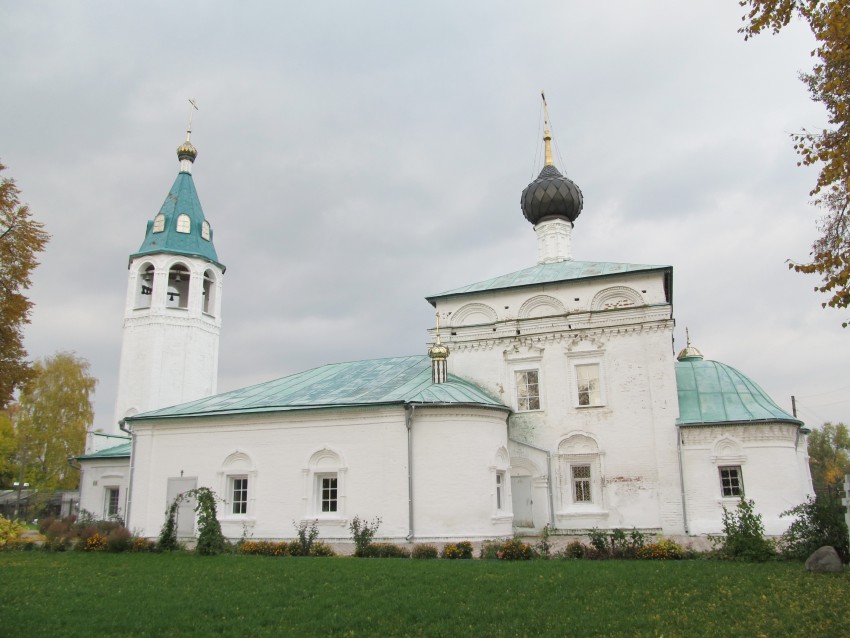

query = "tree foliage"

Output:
[[807, 421, 850, 490], [14, 352, 96, 490], [739, 1, 850, 325], [0, 162, 50, 406], [780, 493, 849, 562]]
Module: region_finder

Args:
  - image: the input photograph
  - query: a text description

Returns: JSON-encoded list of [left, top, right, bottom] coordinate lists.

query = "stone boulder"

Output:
[[805, 546, 844, 573]]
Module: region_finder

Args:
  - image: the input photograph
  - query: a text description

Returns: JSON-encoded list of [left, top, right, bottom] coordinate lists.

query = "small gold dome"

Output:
[[428, 341, 449, 360], [677, 329, 704, 361], [177, 140, 198, 162]]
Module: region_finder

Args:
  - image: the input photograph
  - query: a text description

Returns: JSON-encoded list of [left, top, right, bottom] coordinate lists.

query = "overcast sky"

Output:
[[2, 1, 847, 432]]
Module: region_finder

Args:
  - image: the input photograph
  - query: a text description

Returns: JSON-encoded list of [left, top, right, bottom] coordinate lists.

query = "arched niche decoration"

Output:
[[222, 450, 255, 474], [450, 302, 498, 327], [518, 294, 566, 319], [558, 433, 600, 456], [590, 286, 644, 311], [509, 455, 542, 478], [711, 436, 746, 464], [304, 447, 347, 518]]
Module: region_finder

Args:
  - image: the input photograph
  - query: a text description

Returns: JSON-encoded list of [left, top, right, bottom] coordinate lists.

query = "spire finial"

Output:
[[677, 327, 704, 361], [685, 327, 691, 345], [186, 98, 198, 142], [541, 90, 554, 167], [434, 311, 442, 344]]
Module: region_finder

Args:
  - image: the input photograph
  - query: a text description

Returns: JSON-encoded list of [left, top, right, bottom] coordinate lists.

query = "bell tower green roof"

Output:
[[130, 136, 224, 271]]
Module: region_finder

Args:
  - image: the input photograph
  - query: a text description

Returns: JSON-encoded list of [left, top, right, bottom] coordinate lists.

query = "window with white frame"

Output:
[[104, 487, 120, 519], [515, 370, 541, 411], [318, 474, 338, 513], [571, 465, 592, 503], [152, 214, 165, 233], [575, 363, 602, 407], [719, 466, 743, 498], [231, 477, 248, 515], [201, 220, 211, 240], [495, 471, 506, 510]]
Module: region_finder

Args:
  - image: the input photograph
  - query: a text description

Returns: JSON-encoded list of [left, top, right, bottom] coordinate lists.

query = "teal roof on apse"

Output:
[[427, 260, 670, 303], [675, 358, 802, 426], [128, 356, 508, 421], [131, 171, 224, 269], [77, 442, 132, 460]]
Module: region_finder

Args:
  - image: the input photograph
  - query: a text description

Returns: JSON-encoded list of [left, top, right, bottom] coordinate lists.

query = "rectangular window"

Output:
[[576, 364, 601, 406], [104, 487, 120, 519], [320, 476, 338, 513], [515, 370, 541, 411], [495, 472, 505, 510], [231, 477, 248, 515], [719, 466, 743, 497], [572, 465, 592, 503]]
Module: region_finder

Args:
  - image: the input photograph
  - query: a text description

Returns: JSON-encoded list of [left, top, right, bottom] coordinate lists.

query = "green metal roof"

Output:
[[128, 356, 509, 421], [130, 171, 224, 270], [426, 260, 671, 304], [675, 358, 802, 427], [77, 442, 132, 460]]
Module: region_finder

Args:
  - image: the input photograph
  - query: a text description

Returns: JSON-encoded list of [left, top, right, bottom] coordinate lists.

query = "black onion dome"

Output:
[[521, 164, 583, 225]]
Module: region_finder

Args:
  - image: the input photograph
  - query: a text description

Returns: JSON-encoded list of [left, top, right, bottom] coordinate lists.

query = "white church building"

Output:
[[78, 118, 814, 542]]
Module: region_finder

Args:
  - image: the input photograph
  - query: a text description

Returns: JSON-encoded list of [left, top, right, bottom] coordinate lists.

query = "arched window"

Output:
[[202, 269, 216, 316], [305, 448, 346, 518], [152, 214, 165, 233], [167, 263, 190, 309], [220, 451, 255, 518], [176, 214, 191, 234], [135, 263, 155, 309], [491, 447, 510, 515], [201, 220, 211, 241], [558, 434, 602, 509]]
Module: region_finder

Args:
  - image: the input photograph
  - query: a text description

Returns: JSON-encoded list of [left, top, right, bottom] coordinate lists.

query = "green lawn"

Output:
[[1, 553, 848, 637]]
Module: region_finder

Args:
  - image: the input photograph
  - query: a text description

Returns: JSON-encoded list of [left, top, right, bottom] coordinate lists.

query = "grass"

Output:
[[1, 553, 849, 637]]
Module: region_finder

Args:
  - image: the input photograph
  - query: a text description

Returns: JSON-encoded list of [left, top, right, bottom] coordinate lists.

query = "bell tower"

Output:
[[112, 118, 225, 431]]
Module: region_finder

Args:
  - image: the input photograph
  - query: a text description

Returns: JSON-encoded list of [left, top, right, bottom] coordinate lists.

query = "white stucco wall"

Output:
[[78, 457, 131, 521], [128, 403, 511, 541]]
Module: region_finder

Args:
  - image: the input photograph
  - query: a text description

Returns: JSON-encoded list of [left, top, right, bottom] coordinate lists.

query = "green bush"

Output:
[[479, 540, 501, 560], [292, 520, 320, 556], [718, 498, 775, 561], [309, 541, 336, 557], [559, 541, 589, 559], [349, 515, 382, 557], [440, 541, 473, 559], [192, 488, 226, 556], [106, 527, 132, 553], [780, 493, 849, 563], [636, 539, 684, 560], [411, 544, 438, 559], [0, 515, 25, 548], [360, 543, 410, 558], [497, 538, 534, 561]]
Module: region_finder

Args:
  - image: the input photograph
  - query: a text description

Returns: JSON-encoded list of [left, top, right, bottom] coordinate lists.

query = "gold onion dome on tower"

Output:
[[428, 338, 449, 360], [177, 138, 198, 162], [676, 329, 704, 361]]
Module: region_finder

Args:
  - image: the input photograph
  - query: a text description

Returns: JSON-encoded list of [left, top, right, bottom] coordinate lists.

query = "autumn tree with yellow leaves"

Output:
[[807, 422, 850, 491], [740, 0, 850, 325], [0, 161, 49, 406]]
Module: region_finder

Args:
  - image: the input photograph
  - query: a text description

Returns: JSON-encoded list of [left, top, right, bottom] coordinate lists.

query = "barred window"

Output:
[[515, 370, 541, 411], [719, 466, 743, 497], [231, 477, 248, 514], [572, 465, 592, 503]]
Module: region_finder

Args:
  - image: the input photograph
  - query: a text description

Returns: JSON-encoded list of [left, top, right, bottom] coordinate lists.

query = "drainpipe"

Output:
[[404, 404, 416, 541], [119, 419, 135, 529], [508, 434, 555, 528], [676, 427, 689, 535]]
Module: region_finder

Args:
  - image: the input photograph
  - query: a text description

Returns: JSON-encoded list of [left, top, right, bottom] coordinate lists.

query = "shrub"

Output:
[[292, 520, 319, 556], [587, 528, 609, 557], [412, 544, 438, 560], [106, 527, 132, 553], [130, 536, 156, 553], [349, 515, 382, 557], [559, 540, 588, 559], [83, 532, 107, 552], [192, 487, 226, 556], [38, 517, 55, 535], [497, 538, 534, 561], [309, 541, 336, 557], [440, 541, 473, 559], [360, 543, 410, 558], [718, 498, 775, 561], [479, 540, 501, 560], [780, 493, 849, 563], [536, 524, 552, 559], [0, 515, 25, 548], [637, 539, 684, 560], [158, 497, 181, 551]]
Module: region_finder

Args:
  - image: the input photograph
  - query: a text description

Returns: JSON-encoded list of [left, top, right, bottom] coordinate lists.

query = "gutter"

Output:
[[508, 434, 555, 528], [404, 404, 416, 542], [119, 419, 135, 528], [676, 426, 689, 535]]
